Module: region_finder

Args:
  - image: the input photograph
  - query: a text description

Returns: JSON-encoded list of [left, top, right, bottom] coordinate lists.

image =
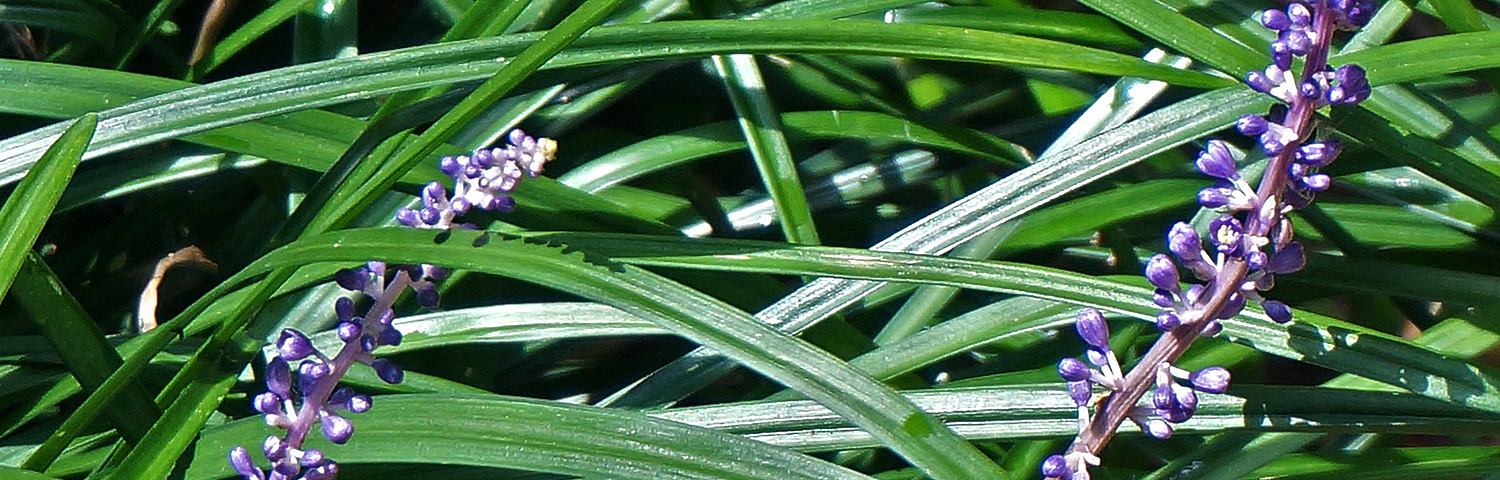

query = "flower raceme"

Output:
[[1043, 1, 1372, 478], [229, 130, 555, 480]]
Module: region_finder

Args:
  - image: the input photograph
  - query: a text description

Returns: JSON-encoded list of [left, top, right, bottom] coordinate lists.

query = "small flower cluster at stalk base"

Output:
[[1042, 1, 1372, 478], [396, 129, 557, 230], [230, 130, 555, 480]]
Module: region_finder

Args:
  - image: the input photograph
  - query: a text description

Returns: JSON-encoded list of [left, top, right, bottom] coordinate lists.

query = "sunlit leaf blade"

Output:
[[235, 229, 1011, 480], [189, 395, 876, 480], [0, 113, 94, 300], [559, 110, 1028, 192]]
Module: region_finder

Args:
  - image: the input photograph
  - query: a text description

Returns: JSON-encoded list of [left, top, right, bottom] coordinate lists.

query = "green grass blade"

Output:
[[559, 110, 1028, 192], [188, 395, 877, 480], [713, 54, 820, 244], [13, 252, 159, 469], [234, 228, 1012, 480], [0, 113, 94, 301], [601, 87, 1270, 408]]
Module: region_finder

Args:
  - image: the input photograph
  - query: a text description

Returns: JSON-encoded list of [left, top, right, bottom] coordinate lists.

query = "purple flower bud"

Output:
[[301, 449, 325, 467], [303, 462, 339, 480], [1075, 309, 1110, 348], [1175, 385, 1199, 411], [1301, 174, 1331, 191], [472, 148, 497, 168], [1216, 293, 1247, 319], [395, 208, 422, 227], [1153, 384, 1174, 410], [337, 320, 362, 343], [1155, 311, 1181, 332], [419, 207, 442, 225], [1245, 70, 1275, 93], [1144, 418, 1174, 439], [272, 458, 300, 479], [265, 357, 291, 397], [1263, 300, 1294, 324], [1068, 380, 1093, 407], [422, 182, 446, 206], [1145, 254, 1181, 291], [253, 392, 282, 414], [1201, 319, 1224, 337], [450, 197, 471, 216], [1153, 289, 1176, 308], [1236, 114, 1268, 136], [299, 361, 331, 393], [1298, 80, 1319, 99], [333, 267, 370, 293], [1058, 358, 1091, 382], [1260, 131, 1290, 156], [1167, 223, 1202, 261], [321, 413, 353, 444], [1287, 3, 1312, 25], [415, 283, 440, 308], [229, 446, 265, 480], [328, 387, 352, 406], [1266, 242, 1306, 274], [1191, 366, 1232, 393], [1327, 64, 1370, 105], [1197, 186, 1230, 208], [372, 358, 404, 384], [378, 325, 403, 347], [262, 435, 286, 461], [361, 336, 377, 352], [349, 394, 373, 413], [489, 195, 516, 212], [276, 329, 317, 361], [1296, 140, 1340, 166], [1246, 250, 1267, 271], [1195, 140, 1239, 180], [334, 297, 355, 322], [1260, 9, 1290, 29], [438, 155, 463, 178], [1041, 455, 1071, 479]]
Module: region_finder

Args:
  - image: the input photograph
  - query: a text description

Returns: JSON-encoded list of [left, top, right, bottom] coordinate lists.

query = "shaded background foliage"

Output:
[[1, 0, 1500, 479]]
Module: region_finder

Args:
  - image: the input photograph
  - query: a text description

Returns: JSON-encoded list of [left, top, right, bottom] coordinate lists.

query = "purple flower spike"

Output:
[[275, 329, 317, 361], [1075, 309, 1111, 348], [1059, 357, 1092, 382], [1145, 254, 1181, 292], [229, 447, 265, 480], [1263, 300, 1294, 324], [1191, 367, 1232, 393], [322, 414, 354, 444], [1195, 140, 1239, 180], [372, 358, 404, 384]]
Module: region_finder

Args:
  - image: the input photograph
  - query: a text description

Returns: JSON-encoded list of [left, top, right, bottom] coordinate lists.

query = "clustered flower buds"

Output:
[[231, 130, 555, 480], [396, 129, 556, 230], [1043, 1, 1372, 478]]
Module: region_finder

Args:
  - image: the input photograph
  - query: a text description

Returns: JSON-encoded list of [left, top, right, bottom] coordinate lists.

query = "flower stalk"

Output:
[[229, 130, 555, 480], [1043, 1, 1374, 477]]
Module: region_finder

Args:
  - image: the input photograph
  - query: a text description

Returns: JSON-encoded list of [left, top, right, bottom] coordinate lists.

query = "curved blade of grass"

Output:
[[13, 252, 159, 469], [233, 228, 1012, 480], [0, 20, 1232, 188], [559, 110, 1028, 193], [302, 302, 668, 355], [0, 113, 94, 300], [512, 231, 1500, 414], [187, 395, 877, 480], [1075, 0, 1264, 75], [713, 54, 820, 244], [600, 86, 1271, 408], [877, 6, 1144, 51]]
